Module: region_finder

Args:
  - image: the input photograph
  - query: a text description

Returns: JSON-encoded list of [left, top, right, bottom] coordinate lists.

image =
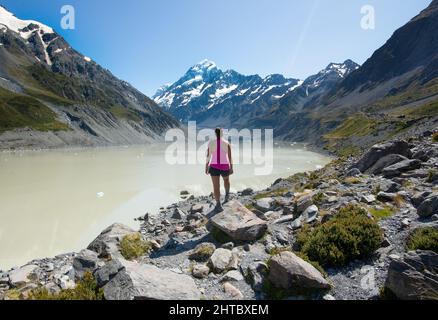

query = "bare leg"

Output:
[[223, 176, 230, 195], [211, 175, 220, 203]]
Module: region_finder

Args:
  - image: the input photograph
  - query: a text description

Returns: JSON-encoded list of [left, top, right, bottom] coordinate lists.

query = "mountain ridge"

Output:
[[153, 59, 359, 128], [0, 6, 179, 149]]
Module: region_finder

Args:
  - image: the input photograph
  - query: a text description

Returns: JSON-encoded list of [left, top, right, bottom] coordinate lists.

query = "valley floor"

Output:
[[0, 131, 437, 300]]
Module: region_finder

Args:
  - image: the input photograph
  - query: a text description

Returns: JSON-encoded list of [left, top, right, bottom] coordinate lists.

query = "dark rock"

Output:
[[94, 259, 124, 288], [366, 154, 408, 175], [412, 150, 430, 162], [379, 180, 401, 193], [411, 191, 433, 208], [382, 159, 422, 178], [242, 262, 268, 292], [346, 168, 361, 177], [385, 250, 438, 300], [172, 208, 186, 220], [73, 249, 99, 279], [241, 188, 254, 196], [417, 194, 438, 218], [377, 192, 396, 202], [353, 140, 412, 172]]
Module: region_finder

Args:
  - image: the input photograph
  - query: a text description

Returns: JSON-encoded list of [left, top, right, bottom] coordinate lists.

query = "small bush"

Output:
[[344, 177, 361, 185], [120, 233, 152, 260], [369, 206, 395, 220], [28, 272, 103, 300], [296, 204, 383, 267], [312, 192, 327, 206], [432, 132, 438, 142], [268, 246, 291, 256], [189, 244, 215, 262], [407, 227, 438, 253]]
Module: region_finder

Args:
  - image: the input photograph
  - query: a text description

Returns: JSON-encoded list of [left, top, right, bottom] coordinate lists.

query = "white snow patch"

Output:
[[0, 6, 54, 39], [84, 56, 91, 62], [54, 48, 63, 54], [212, 84, 238, 99]]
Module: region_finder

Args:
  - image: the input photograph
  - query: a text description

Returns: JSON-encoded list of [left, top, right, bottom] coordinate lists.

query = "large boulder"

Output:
[[385, 250, 438, 300], [366, 154, 408, 175], [354, 140, 412, 172], [417, 194, 438, 218], [210, 201, 268, 241], [268, 251, 331, 290], [102, 259, 200, 300], [87, 223, 136, 258], [382, 159, 422, 178]]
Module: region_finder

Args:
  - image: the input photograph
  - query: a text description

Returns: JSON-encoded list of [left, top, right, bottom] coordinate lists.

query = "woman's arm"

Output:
[[205, 146, 210, 175], [228, 144, 233, 175]]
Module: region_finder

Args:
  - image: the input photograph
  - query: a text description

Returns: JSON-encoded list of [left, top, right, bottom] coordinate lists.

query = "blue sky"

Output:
[[0, 0, 432, 96]]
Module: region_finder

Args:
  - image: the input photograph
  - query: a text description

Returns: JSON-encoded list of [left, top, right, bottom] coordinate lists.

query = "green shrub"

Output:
[[432, 132, 438, 142], [28, 272, 103, 300], [407, 227, 438, 253], [296, 204, 383, 267], [312, 192, 327, 206], [369, 206, 395, 220], [120, 233, 152, 260]]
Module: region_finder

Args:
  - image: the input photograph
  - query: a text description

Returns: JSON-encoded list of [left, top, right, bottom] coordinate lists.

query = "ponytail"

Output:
[[215, 128, 221, 140]]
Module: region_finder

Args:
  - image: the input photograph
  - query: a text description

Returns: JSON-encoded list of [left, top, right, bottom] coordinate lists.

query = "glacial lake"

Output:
[[0, 143, 330, 270]]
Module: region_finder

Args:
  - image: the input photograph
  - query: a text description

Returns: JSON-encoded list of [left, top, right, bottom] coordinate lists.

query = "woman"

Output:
[[205, 128, 233, 211]]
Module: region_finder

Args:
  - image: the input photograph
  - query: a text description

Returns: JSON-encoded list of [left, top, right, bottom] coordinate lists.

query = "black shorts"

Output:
[[208, 166, 230, 177]]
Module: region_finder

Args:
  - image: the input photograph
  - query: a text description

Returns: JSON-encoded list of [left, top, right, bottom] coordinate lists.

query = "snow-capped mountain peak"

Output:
[[0, 6, 54, 39], [153, 59, 359, 126], [190, 59, 217, 73]]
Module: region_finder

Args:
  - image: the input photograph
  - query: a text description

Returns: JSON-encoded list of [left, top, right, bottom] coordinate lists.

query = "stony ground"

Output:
[[1, 132, 437, 300]]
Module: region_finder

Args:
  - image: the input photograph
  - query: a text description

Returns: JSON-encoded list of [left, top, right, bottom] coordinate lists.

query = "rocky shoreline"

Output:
[[1, 131, 437, 300]]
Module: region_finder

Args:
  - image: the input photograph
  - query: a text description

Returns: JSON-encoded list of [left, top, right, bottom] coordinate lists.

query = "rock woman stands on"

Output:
[[205, 128, 233, 211]]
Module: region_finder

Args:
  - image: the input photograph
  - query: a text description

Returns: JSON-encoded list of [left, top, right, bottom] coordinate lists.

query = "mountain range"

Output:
[[1, 0, 438, 154], [154, 0, 438, 155], [0, 6, 178, 149], [153, 59, 359, 128]]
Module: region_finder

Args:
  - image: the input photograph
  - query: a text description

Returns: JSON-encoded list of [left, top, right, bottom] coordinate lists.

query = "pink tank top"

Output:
[[210, 138, 230, 171]]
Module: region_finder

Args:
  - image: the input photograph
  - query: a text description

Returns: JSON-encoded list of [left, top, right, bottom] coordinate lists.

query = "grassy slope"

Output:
[[321, 79, 438, 156], [0, 87, 69, 133]]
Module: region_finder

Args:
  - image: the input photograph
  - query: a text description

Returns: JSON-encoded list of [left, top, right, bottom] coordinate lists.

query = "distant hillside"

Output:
[[0, 6, 178, 149]]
